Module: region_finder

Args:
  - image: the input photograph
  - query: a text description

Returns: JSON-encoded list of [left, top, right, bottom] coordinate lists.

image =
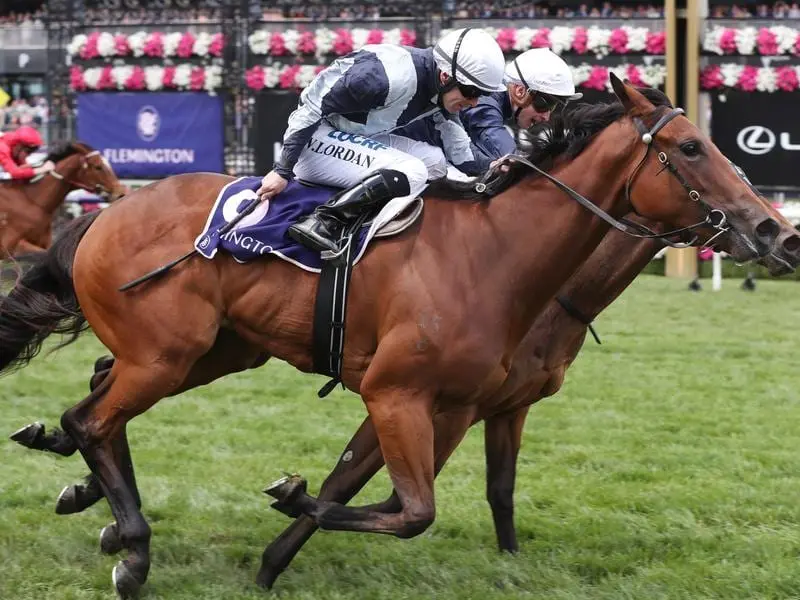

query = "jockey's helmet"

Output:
[[14, 126, 44, 150], [434, 28, 506, 97], [504, 48, 583, 110]]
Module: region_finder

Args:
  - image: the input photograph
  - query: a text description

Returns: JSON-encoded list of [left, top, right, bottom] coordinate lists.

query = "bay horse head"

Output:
[[609, 74, 779, 263], [45, 142, 127, 203]]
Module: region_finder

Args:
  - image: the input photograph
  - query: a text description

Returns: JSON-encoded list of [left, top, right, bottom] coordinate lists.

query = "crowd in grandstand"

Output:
[[1, 98, 48, 134], [709, 2, 800, 18]]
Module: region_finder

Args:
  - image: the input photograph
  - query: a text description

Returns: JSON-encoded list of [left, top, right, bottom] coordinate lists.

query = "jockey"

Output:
[[0, 126, 55, 180], [256, 28, 506, 255]]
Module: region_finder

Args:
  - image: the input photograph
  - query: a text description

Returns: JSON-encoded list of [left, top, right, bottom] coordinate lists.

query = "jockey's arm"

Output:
[[459, 99, 517, 162], [0, 149, 35, 180], [433, 114, 495, 176]]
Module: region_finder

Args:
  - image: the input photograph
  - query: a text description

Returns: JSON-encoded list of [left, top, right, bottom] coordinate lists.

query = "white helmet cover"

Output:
[[504, 48, 583, 101], [434, 28, 506, 93]]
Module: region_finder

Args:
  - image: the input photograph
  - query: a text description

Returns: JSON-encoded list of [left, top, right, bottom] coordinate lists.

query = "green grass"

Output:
[[2, 275, 800, 600]]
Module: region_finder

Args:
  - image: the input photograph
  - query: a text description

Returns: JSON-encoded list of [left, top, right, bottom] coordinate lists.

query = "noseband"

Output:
[[477, 107, 730, 249], [48, 150, 113, 198]]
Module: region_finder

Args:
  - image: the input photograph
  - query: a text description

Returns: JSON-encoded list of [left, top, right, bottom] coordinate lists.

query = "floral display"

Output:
[[703, 25, 800, 55], [700, 63, 800, 92], [247, 27, 417, 56], [69, 64, 224, 93], [67, 31, 224, 59]]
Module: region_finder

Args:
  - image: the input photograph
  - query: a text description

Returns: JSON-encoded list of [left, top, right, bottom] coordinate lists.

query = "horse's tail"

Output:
[[0, 212, 100, 374]]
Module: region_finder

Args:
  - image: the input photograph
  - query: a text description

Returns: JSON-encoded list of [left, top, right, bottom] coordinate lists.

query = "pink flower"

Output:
[[190, 66, 205, 90], [333, 29, 354, 55], [794, 33, 800, 55], [645, 31, 665, 54], [163, 66, 176, 88], [69, 66, 85, 91], [496, 28, 516, 53], [609, 28, 629, 54], [81, 31, 100, 59], [736, 65, 758, 91], [269, 32, 287, 56], [776, 66, 799, 91], [399, 29, 416, 46], [297, 31, 316, 54], [756, 28, 778, 55], [572, 27, 588, 53], [177, 32, 196, 58], [143, 32, 164, 57], [719, 29, 737, 54], [97, 65, 115, 90], [209, 33, 224, 57], [114, 34, 131, 56], [245, 65, 265, 90], [366, 29, 384, 45], [584, 66, 608, 90], [531, 28, 550, 48], [699, 65, 724, 90], [279, 64, 301, 89], [125, 66, 146, 90], [625, 64, 644, 86]]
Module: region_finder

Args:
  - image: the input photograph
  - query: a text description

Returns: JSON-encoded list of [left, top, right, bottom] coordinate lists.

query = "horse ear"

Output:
[[610, 73, 655, 114]]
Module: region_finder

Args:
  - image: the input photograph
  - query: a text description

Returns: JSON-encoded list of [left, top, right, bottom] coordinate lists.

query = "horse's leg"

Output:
[[258, 406, 476, 588], [484, 406, 529, 553]]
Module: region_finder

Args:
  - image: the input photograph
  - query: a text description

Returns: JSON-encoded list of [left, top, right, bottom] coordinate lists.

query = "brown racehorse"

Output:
[[0, 78, 783, 596], [0, 141, 126, 256]]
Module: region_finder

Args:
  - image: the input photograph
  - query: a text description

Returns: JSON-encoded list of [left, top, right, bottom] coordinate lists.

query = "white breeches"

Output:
[[292, 123, 447, 202]]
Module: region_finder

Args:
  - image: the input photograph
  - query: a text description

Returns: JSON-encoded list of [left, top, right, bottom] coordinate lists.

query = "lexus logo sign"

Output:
[[736, 125, 800, 155], [737, 126, 775, 155]]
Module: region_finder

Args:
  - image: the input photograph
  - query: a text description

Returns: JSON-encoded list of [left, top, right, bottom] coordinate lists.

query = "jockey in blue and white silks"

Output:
[[400, 48, 583, 177], [256, 28, 506, 256]]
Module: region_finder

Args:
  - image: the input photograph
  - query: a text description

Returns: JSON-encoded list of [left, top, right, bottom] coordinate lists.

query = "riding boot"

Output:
[[288, 169, 410, 254]]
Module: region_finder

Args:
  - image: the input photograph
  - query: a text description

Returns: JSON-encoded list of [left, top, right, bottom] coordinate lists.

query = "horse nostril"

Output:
[[783, 233, 800, 258], [755, 218, 779, 243]]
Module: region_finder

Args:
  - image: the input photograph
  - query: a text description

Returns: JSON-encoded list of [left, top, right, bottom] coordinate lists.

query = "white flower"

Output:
[[513, 27, 536, 51], [193, 32, 212, 57], [97, 32, 116, 57], [248, 30, 269, 55], [264, 65, 280, 88], [702, 26, 725, 55], [316, 27, 335, 56], [549, 26, 575, 55], [771, 25, 796, 54], [570, 63, 593, 85], [297, 65, 318, 88], [720, 63, 744, 87], [756, 66, 777, 91], [624, 26, 648, 52], [111, 65, 133, 88], [144, 65, 164, 90], [587, 26, 611, 57], [383, 28, 401, 46], [174, 64, 192, 88], [351, 28, 369, 50], [606, 65, 628, 90], [283, 29, 300, 54], [735, 26, 757, 55], [205, 65, 223, 94], [128, 31, 148, 57], [83, 67, 103, 89], [641, 64, 667, 87], [67, 34, 87, 57], [163, 32, 182, 57]]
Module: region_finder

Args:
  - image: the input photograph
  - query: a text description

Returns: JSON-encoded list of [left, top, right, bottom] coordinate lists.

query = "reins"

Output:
[[47, 150, 112, 197]]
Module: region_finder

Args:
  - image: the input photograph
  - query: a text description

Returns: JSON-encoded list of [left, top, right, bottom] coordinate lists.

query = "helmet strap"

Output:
[[436, 28, 472, 100]]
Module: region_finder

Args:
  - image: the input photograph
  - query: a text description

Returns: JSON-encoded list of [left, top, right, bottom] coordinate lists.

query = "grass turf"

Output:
[[1, 274, 799, 599]]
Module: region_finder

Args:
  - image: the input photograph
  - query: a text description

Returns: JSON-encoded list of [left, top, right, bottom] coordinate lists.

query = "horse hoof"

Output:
[[112, 561, 141, 599], [55, 485, 79, 515], [263, 474, 307, 506], [270, 499, 302, 519], [9, 422, 44, 447], [94, 355, 115, 373], [255, 564, 282, 589], [100, 522, 124, 555]]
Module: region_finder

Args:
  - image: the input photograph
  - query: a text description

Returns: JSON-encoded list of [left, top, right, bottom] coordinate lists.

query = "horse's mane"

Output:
[[429, 87, 673, 200], [46, 141, 95, 164]]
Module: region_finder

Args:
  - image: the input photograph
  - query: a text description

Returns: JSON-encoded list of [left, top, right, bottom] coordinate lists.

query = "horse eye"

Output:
[[680, 141, 701, 157]]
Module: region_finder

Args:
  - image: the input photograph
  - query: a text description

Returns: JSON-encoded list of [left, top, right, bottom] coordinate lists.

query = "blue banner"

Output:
[[76, 92, 224, 178]]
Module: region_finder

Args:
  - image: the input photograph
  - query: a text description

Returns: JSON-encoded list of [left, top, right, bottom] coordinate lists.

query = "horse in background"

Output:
[[0, 141, 125, 257]]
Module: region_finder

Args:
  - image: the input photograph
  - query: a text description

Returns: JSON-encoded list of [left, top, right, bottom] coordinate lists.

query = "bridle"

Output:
[[47, 150, 114, 198], [475, 107, 730, 249]]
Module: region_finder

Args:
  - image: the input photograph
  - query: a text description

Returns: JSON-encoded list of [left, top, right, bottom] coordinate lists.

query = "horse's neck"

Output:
[[23, 165, 73, 212]]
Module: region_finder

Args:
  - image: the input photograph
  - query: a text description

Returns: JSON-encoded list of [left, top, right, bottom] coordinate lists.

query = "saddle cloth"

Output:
[[194, 176, 422, 273]]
